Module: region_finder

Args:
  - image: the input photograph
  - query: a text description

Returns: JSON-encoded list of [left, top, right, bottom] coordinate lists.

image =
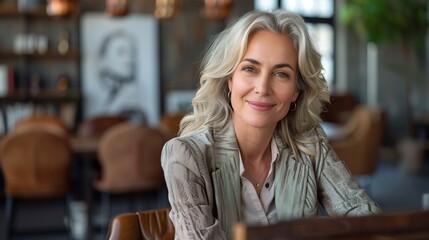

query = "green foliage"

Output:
[[340, 0, 429, 52]]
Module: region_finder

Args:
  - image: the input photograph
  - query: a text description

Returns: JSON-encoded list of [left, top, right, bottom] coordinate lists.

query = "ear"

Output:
[[292, 89, 300, 102], [227, 77, 232, 92]]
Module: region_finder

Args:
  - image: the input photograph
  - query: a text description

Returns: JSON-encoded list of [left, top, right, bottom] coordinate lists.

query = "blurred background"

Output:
[[0, 0, 428, 239]]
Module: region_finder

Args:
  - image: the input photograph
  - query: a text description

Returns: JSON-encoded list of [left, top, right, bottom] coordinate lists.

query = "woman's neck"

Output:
[[233, 121, 275, 164]]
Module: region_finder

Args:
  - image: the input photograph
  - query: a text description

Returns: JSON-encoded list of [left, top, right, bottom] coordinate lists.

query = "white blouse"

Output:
[[239, 138, 279, 225]]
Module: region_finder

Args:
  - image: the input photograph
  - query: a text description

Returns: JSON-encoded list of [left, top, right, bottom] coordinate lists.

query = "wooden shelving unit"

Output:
[[0, 2, 82, 131]]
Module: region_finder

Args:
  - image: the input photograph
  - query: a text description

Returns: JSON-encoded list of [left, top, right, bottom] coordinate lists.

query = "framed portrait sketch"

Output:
[[165, 90, 195, 114], [81, 13, 159, 125]]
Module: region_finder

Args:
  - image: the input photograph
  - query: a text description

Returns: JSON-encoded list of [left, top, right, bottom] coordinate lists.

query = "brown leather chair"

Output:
[[0, 119, 72, 239], [329, 105, 384, 176], [106, 208, 175, 240], [94, 122, 169, 232]]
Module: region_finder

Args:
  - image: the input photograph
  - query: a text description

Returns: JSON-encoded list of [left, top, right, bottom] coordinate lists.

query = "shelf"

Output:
[[0, 90, 81, 103], [0, 49, 80, 60], [0, 2, 82, 129]]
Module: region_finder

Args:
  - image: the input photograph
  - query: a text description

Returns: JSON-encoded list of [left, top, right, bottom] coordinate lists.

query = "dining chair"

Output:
[[329, 105, 384, 177], [0, 118, 73, 240], [94, 122, 169, 235], [106, 208, 174, 240]]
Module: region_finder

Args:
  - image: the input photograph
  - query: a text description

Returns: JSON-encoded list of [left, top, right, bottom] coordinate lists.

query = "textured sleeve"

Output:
[[315, 127, 382, 216], [161, 138, 227, 240]]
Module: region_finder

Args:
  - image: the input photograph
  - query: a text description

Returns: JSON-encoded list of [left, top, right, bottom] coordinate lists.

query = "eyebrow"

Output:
[[242, 58, 295, 71]]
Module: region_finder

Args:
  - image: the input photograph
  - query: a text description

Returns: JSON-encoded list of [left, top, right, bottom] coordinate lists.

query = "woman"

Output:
[[161, 10, 381, 239]]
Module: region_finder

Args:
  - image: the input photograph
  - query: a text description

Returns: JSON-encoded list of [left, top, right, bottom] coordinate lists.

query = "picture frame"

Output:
[[165, 90, 195, 114], [0, 64, 14, 96], [81, 13, 160, 125], [0, 65, 9, 96]]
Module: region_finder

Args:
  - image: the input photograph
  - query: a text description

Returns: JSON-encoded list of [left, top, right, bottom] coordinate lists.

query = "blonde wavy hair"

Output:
[[180, 10, 330, 156]]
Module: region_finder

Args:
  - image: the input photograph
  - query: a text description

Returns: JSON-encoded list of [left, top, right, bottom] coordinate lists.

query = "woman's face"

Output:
[[102, 35, 134, 79], [228, 30, 299, 130]]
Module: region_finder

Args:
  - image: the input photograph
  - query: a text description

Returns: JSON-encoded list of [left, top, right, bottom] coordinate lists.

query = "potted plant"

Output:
[[340, 0, 428, 131], [340, 0, 427, 52]]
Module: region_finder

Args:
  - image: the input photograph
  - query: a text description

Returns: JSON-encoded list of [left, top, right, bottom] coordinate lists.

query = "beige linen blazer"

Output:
[[161, 122, 381, 240]]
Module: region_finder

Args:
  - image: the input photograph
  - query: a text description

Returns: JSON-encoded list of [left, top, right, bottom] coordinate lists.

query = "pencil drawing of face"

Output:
[[98, 30, 136, 101]]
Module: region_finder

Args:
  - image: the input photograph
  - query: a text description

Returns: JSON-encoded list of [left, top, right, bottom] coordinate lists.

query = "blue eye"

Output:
[[243, 66, 256, 72], [275, 72, 289, 79]]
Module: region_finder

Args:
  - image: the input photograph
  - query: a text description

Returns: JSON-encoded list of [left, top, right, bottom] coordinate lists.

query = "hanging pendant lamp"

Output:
[[201, 0, 233, 19], [106, 0, 129, 17], [155, 0, 178, 19], [46, 0, 73, 16]]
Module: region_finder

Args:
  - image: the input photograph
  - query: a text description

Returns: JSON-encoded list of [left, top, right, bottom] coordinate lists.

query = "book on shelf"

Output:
[[0, 64, 15, 96]]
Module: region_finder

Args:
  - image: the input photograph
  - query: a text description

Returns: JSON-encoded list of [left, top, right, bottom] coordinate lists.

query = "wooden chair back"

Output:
[[330, 105, 383, 176], [0, 123, 71, 197], [13, 114, 69, 134], [94, 122, 168, 193]]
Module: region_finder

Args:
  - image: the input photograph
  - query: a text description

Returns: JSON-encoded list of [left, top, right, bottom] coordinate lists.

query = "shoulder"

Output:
[[162, 128, 214, 162], [165, 128, 213, 150], [296, 124, 328, 143], [293, 124, 332, 161]]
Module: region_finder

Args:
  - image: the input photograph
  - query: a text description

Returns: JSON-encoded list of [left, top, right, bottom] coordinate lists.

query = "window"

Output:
[[254, 0, 335, 87]]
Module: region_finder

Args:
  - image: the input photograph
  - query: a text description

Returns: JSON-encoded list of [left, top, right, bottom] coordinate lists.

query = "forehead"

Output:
[[244, 30, 297, 66]]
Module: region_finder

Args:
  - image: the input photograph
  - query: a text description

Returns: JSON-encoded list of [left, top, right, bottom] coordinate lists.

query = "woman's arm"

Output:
[[315, 127, 382, 216], [161, 138, 227, 239]]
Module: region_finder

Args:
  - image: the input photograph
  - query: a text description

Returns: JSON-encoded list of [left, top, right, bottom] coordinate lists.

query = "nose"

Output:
[[254, 73, 271, 96]]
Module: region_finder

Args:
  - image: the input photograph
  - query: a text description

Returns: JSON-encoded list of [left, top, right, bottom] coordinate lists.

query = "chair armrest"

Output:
[[107, 208, 174, 240], [137, 208, 175, 240], [106, 213, 143, 240]]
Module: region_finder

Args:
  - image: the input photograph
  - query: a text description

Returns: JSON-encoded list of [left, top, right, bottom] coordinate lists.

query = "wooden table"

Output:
[[234, 209, 429, 240], [71, 136, 99, 153]]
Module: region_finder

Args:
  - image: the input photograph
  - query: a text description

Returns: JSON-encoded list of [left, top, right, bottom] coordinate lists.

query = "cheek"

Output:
[[230, 76, 251, 95], [276, 86, 299, 103]]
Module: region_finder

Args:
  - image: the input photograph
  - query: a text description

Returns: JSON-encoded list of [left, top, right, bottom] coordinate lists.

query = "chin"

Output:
[[243, 118, 277, 129]]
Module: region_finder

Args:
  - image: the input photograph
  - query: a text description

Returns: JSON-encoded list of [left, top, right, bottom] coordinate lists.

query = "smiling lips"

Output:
[[247, 100, 275, 111]]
